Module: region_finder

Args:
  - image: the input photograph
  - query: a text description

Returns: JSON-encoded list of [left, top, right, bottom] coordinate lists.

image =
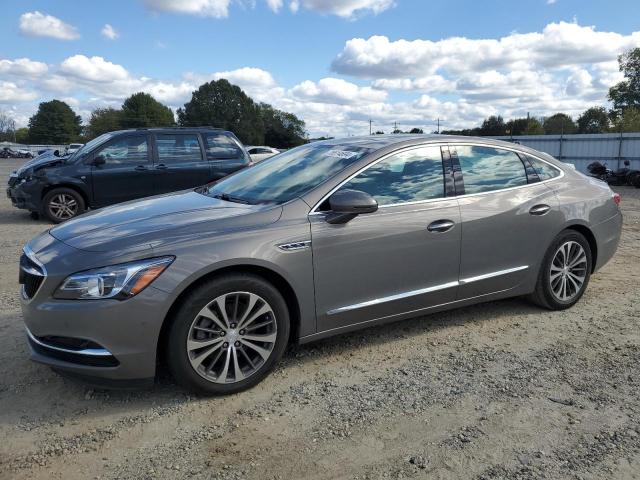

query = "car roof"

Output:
[[110, 127, 229, 135]]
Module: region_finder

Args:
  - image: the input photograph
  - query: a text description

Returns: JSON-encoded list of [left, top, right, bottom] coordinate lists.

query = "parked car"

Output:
[[7, 127, 251, 223], [19, 135, 621, 394], [1, 147, 33, 159], [66, 143, 84, 155], [246, 146, 280, 162]]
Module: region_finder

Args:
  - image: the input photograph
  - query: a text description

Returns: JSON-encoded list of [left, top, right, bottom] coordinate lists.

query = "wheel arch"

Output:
[[564, 223, 598, 273], [41, 183, 90, 209], [156, 263, 302, 366]]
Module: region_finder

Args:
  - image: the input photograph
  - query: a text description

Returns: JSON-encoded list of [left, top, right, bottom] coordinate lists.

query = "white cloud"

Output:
[[59, 55, 130, 83], [0, 82, 38, 103], [290, 77, 387, 104], [265, 0, 284, 12], [101, 24, 119, 40], [372, 75, 453, 93], [19, 11, 79, 40], [332, 22, 640, 78], [0, 58, 48, 78], [289, 0, 395, 18], [144, 0, 232, 18]]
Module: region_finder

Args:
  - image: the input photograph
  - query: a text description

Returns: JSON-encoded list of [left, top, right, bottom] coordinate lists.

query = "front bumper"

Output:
[[21, 284, 172, 383], [7, 178, 41, 211]]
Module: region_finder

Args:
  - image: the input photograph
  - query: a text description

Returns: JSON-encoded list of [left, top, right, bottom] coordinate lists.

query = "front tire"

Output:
[[529, 230, 592, 310], [42, 187, 85, 223], [166, 274, 290, 395]]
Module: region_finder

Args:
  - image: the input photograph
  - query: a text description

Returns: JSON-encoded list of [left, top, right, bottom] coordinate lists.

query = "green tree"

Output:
[[0, 110, 16, 141], [120, 92, 175, 129], [28, 100, 82, 144], [178, 79, 264, 145], [478, 115, 506, 136], [258, 103, 306, 148], [608, 48, 640, 117], [542, 113, 577, 134], [87, 107, 123, 138], [14, 127, 29, 143], [577, 107, 610, 134], [611, 107, 640, 132], [409, 127, 424, 134]]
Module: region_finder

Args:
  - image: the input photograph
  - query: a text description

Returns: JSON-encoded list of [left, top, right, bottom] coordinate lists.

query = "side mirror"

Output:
[[92, 155, 106, 166], [326, 189, 378, 224]]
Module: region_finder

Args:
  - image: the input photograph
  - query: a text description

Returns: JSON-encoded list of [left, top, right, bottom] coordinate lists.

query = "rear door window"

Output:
[[525, 154, 562, 180], [203, 133, 245, 160], [156, 134, 203, 163], [454, 145, 528, 194]]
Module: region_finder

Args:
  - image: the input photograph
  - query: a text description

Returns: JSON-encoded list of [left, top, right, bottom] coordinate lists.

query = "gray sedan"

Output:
[[19, 135, 622, 394]]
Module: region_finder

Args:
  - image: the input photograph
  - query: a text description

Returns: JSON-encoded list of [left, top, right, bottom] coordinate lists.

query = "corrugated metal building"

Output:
[[490, 133, 640, 173]]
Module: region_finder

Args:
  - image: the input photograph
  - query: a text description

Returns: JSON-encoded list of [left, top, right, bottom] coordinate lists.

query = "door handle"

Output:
[[134, 165, 148, 171], [155, 163, 168, 170], [529, 204, 551, 216], [427, 219, 455, 233]]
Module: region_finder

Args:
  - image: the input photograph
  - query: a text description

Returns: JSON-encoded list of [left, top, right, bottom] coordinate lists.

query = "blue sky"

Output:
[[1, 0, 640, 137]]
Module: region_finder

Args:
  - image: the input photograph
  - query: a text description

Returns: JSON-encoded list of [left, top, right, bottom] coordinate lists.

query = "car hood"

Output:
[[49, 190, 282, 252], [17, 152, 68, 175]]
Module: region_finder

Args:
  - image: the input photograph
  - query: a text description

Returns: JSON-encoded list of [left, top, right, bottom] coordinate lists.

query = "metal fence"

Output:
[[490, 133, 640, 173]]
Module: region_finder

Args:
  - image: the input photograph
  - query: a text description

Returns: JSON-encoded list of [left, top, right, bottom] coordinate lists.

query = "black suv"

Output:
[[7, 127, 251, 223]]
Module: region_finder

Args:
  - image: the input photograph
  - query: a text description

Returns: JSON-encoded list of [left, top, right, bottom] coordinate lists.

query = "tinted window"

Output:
[[526, 154, 561, 180], [203, 133, 244, 160], [206, 144, 371, 204], [456, 145, 527, 194], [338, 146, 444, 206], [156, 134, 202, 163], [96, 136, 148, 165]]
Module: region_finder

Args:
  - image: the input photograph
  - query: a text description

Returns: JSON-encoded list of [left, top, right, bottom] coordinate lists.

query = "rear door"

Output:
[[201, 132, 249, 179], [90, 134, 154, 207], [152, 133, 211, 194], [451, 143, 563, 299], [310, 145, 461, 332]]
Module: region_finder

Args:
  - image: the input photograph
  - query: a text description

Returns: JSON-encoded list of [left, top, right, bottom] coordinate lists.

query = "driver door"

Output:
[[310, 145, 461, 333], [90, 134, 155, 207]]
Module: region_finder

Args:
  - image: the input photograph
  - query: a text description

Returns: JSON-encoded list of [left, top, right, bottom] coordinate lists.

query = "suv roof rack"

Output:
[[134, 126, 224, 131]]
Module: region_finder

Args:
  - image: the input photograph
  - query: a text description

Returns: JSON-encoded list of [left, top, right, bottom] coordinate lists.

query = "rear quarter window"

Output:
[[526, 155, 562, 180]]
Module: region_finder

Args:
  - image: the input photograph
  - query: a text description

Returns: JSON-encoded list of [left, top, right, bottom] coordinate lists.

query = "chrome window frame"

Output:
[[308, 141, 565, 215]]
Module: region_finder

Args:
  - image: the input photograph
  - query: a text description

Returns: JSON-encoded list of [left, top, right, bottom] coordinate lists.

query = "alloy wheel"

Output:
[[549, 241, 587, 302], [48, 193, 78, 220], [186, 291, 277, 384]]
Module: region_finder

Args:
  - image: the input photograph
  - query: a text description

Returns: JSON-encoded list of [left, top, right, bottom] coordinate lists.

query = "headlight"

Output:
[[54, 256, 174, 300], [19, 168, 34, 182]]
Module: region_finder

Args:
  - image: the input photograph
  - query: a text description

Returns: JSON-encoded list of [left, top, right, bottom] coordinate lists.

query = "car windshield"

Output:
[[68, 133, 113, 161], [204, 143, 372, 205]]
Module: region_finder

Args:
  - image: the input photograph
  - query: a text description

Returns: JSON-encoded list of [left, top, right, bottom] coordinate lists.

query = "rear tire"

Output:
[[529, 230, 592, 310], [166, 274, 290, 395], [42, 187, 85, 223]]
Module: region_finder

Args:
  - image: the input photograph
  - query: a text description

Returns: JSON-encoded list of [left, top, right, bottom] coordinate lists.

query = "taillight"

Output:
[[613, 192, 621, 206]]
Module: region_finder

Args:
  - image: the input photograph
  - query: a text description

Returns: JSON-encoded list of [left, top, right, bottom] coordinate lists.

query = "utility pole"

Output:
[[393, 121, 398, 132], [369, 119, 372, 135], [436, 118, 440, 134]]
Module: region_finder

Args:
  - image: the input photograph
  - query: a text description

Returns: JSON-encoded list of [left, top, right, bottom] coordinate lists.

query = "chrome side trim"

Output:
[[278, 240, 311, 251], [327, 281, 458, 315], [308, 141, 564, 215], [326, 265, 529, 316], [25, 327, 113, 357], [459, 265, 529, 285]]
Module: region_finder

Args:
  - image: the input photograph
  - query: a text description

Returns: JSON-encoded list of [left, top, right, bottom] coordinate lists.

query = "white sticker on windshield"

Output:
[[325, 149, 358, 159]]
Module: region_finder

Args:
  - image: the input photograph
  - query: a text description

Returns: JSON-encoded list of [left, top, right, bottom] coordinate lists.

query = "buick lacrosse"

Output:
[[20, 135, 622, 394]]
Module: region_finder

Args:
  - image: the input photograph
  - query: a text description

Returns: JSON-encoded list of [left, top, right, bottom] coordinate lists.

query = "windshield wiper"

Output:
[[212, 192, 253, 205]]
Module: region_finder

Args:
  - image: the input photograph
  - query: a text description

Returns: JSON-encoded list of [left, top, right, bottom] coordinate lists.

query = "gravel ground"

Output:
[[0, 157, 639, 480]]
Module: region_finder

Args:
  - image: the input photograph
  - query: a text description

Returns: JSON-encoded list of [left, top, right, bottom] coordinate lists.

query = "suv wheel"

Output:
[[42, 188, 85, 223], [530, 230, 592, 310], [166, 274, 290, 395]]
